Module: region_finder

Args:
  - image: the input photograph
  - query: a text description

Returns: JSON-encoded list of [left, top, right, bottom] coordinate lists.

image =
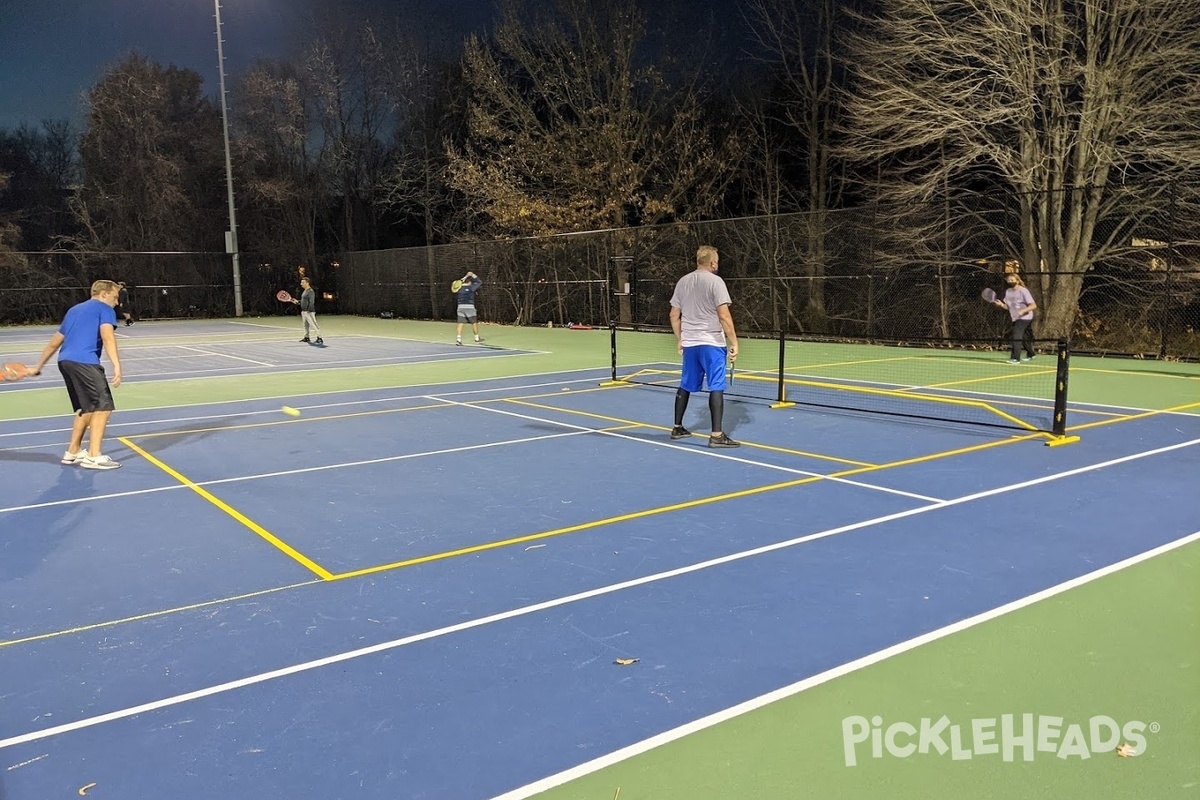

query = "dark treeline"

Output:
[[1, 0, 1198, 349]]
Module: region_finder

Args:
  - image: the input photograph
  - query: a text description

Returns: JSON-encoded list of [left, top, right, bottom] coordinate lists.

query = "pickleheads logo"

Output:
[[841, 714, 1157, 766]]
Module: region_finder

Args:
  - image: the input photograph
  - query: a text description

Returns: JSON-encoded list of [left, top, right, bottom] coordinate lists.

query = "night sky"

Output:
[[0, 0, 492, 130], [0, 0, 746, 132]]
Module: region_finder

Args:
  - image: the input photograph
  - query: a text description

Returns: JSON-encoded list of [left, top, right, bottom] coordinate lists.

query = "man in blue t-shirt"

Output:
[[455, 272, 483, 345], [26, 280, 125, 469]]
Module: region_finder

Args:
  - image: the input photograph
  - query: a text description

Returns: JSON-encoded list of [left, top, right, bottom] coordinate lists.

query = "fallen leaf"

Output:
[[1116, 743, 1137, 758], [614, 658, 639, 666]]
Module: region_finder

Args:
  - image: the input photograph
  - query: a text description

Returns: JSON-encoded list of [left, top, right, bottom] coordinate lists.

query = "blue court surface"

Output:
[[0, 320, 536, 386], [1, 356, 1198, 798]]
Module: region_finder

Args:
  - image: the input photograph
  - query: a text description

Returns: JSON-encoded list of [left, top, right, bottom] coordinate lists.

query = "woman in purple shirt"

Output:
[[991, 273, 1037, 363]]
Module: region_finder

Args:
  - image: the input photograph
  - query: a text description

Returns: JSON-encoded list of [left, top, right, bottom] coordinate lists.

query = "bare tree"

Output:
[[841, 0, 1200, 338], [0, 120, 79, 249], [304, 20, 400, 253], [448, 0, 735, 238], [742, 0, 846, 331], [234, 60, 324, 264], [385, 62, 470, 314]]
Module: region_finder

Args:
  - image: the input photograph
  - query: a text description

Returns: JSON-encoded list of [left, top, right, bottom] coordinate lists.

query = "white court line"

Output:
[[0, 428, 594, 516], [0, 375, 614, 439], [120, 350, 503, 377], [493, 527, 1200, 799], [432, 395, 945, 503], [0, 363, 624, 424], [228, 321, 295, 331], [0, 350, 540, 392], [1, 437, 1197, 751], [175, 345, 276, 367]]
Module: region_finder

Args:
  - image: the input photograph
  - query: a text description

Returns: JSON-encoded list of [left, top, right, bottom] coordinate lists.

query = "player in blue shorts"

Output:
[[668, 245, 740, 448], [26, 280, 125, 469]]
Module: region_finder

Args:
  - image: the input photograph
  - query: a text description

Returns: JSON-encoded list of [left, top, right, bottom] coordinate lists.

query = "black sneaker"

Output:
[[708, 433, 740, 448], [670, 425, 690, 440], [300, 337, 310, 343], [315, 337, 323, 344]]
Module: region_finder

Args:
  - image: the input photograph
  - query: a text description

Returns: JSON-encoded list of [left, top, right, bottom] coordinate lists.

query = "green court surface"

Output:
[[529, 536, 1200, 800], [2, 317, 1197, 417]]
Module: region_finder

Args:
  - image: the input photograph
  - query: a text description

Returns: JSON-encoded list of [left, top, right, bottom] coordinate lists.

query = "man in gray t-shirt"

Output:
[[668, 245, 740, 448]]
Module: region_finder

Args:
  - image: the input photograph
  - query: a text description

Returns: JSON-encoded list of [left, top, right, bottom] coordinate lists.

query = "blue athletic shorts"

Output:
[[680, 345, 727, 393]]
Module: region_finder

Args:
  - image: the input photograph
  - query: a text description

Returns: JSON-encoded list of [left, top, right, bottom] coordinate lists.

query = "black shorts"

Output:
[[59, 361, 116, 414]]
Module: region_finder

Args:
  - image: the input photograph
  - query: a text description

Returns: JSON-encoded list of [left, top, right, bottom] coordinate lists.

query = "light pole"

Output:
[[213, 0, 243, 316]]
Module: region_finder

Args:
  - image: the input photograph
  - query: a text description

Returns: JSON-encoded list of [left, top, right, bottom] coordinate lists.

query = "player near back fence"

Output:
[[116, 281, 134, 326], [298, 277, 323, 345], [24, 279, 124, 469], [669, 245, 740, 448], [455, 272, 483, 345], [989, 271, 1037, 362]]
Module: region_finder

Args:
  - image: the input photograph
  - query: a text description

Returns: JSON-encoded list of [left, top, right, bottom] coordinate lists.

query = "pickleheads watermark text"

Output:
[[841, 714, 1157, 766]]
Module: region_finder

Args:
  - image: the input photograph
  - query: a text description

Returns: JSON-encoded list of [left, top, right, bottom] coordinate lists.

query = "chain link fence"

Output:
[[4, 181, 1196, 359], [0, 251, 338, 324], [336, 180, 1199, 359]]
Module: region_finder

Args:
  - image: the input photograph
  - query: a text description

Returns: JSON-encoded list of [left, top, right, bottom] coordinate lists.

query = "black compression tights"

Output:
[[675, 389, 724, 432], [674, 389, 689, 426], [709, 390, 724, 432]]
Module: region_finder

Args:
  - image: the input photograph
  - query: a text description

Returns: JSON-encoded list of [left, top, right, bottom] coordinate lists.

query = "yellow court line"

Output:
[[330, 475, 826, 580], [778, 375, 1041, 433], [331, 425, 1048, 581], [910, 370, 1056, 391], [126, 402, 452, 440], [829, 432, 1047, 477], [1067, 400, 1200, 433], [11, 421, 1049, 647], [16, 394, 1194, 645], [784, 355, 917, 371], [120, 438, 334, 580], [500, 397, 877, 467], [1073, 367, 1200, 380], [486, 382, 638, 403], [0, 580, 321, 649]]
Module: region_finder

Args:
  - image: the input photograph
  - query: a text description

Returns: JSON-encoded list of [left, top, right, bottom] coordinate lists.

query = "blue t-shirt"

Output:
[[456, 277, 482, 307], [58, 299, 117, 364]]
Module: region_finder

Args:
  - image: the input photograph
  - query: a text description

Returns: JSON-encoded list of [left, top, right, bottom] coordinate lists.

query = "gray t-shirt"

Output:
[[669, 269, 732, 347], [301, 287, 316, 312]]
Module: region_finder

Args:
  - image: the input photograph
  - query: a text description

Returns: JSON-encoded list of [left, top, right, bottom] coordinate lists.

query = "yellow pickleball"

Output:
[[281, 406, 301, 417]]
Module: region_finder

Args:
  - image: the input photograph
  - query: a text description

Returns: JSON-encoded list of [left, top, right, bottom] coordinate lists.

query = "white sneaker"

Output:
[[81, 454, 121, 470], [61, 450, 87, 465]]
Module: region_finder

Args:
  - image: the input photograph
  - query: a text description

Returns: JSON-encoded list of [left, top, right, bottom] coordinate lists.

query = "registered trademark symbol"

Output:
[[1149, 722, 1160, 734]]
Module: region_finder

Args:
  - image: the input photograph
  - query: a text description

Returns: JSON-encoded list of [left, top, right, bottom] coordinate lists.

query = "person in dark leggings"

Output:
[[991, 272, 1037, 362]]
